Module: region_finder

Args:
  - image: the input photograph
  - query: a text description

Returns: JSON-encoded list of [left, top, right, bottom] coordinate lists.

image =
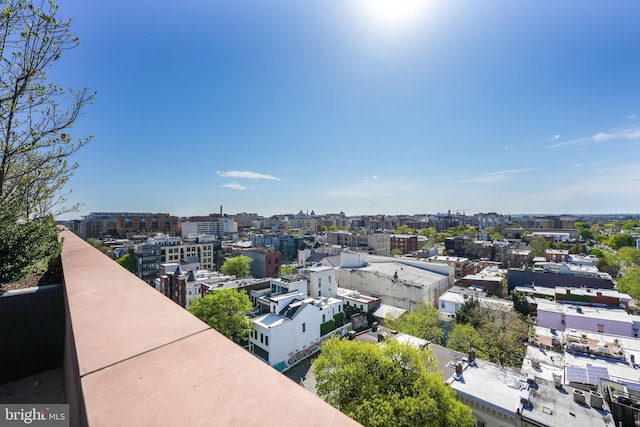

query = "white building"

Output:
[[249, 268, 346, 372], [437, 286, 512, 319], [335, 253, 453, 310], [181, 218, 237, 238]]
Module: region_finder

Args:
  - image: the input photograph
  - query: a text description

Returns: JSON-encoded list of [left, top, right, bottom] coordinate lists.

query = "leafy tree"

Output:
[[449, 298, 529, 367], [418, 227, 436, 238], [599, 251, 621, 277], [529, 236, 550, 257], [589, 248, 605, 259], [221, 255, 252, 278], [0, 0, 95, 218], [0, 202, 59, 283], [608, 233, 637, 250], [617, 267, 640, 302], [490, 231, 504, 240], [390, 248, 403, 256], [395, 224, 414, 235], [619, 247, 640, 266], [189, 289, 253, 345], [313, 337, 474, 427], [446, 324, 485, 358], [511, 291, 531, 317], [115, 253, 135, 272], [387, 302, 444, 345], [278, 264, 294, 277], [454, 298, 482, 327], [622, 220, 640, 230], [579, 228, 594, 240]]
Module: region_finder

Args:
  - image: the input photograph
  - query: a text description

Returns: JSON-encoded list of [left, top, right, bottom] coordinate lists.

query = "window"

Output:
[[318, 290, 321, 297], [260, 333, 264, 343], [265, 336, 268, 346], [322, 314, 326, 322], [302, 323, 306, 333], [440, 301, 445, 309]]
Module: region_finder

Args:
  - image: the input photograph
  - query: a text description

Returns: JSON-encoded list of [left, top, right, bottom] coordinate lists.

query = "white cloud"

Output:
[[574, 163, 581, 168], [221, 182, 248, 190], [461, 168, 534, 184], [554, 134, 560, 140], [217, 170, 282, 181], [550, 125, 640, 149]]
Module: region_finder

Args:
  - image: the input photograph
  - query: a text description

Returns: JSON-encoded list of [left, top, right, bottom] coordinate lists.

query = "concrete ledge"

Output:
[[60, 230, 359, 427]]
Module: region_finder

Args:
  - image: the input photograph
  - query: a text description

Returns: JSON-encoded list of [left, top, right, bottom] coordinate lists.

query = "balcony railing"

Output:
[[60, 229, 359, 426]]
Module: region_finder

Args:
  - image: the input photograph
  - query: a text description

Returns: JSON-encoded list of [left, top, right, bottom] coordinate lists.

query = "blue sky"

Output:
[[52, 0, 640, 219]]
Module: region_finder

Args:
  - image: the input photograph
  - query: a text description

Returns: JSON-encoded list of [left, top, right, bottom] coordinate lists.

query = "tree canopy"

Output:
[[313, 337, 474, 427], [189, 289, 253, 345], [221, 255, 252, 278], [448, 299, 529, 367], [608, 233, 637, 250], [278, 264, 294, 277], [0, 205, 59, 283], [115, 253, 135, 273], [0, 1, 94, 283], [1, 0, 95, 218], [387, 302, 444, 345]]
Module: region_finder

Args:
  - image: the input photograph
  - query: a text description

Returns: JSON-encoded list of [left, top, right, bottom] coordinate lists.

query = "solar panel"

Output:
[[587, 366, 610, 384], [621, 381, 640, 393], [566, 366, 589, 384]]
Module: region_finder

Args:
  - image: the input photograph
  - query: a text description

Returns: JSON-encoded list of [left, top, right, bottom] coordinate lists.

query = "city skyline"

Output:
[[53, 1, 640, 220]]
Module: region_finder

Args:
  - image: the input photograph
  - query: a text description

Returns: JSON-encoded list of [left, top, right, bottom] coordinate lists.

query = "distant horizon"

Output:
[[59, 209, 640, 221]]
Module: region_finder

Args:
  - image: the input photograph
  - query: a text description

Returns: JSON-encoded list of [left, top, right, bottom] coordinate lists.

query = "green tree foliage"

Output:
[[589, 248, 605, 259], [115, 253, 135, 272], [387, 302, 444, 345], [599, 251, 621, 278], [529, 236, 551, 257], [0, 203, 59, 283], [608, 233, 637, 250], [390, 248, 403, 256], [617, 267, 640, 302], [221, 255, 252, 278], [418, 227, 436, 238], [278, 264, 294, 277], [313, 337, 474, 427], [189, 289, 253, 345], [446, 324, 485, 357], [449, 299, 529, 367], [511, 292, 531, 317], [619, 247, 640, 266], [0, 1, 95, 218], [622, 220, 640, 230], [454, 298, 482, 327], [395, 224, 414, 235]]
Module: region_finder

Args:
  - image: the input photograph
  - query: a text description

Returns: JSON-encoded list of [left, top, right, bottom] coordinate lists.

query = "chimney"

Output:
[[468, 348, 476, 363], [455, 362, 463, 376]]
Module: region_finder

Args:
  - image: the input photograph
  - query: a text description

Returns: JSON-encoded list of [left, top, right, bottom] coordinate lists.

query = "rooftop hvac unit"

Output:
[[552, 373, 562, 388], [573, 389, 586, 404], [590, 391, 604, 409]]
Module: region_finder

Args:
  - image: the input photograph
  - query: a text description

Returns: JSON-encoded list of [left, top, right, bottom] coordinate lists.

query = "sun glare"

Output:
[[354, 0, 433, 35]]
